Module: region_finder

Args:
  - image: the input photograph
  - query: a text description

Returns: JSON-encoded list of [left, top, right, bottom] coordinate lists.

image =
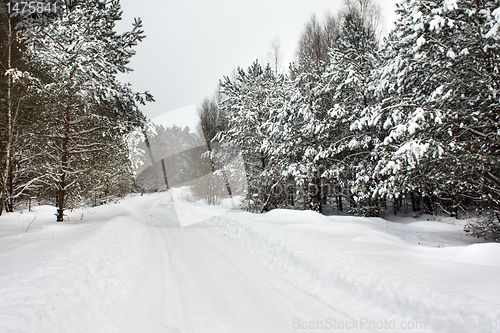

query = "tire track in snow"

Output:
[[207, 213, 500, 333], [152, 197, 223, 333], [150, 195, 358, 332], [201, 226, 357, 332]]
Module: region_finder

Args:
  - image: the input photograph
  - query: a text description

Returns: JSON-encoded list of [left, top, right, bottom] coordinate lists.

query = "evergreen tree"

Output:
[[356, 0, 500, 222], [218, 61, 288, 211], [282, 8, 381, 214], [324, 8, 382, 215], [22, 0, 151, 220]]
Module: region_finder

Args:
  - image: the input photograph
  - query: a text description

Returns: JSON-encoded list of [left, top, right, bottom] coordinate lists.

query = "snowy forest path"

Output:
[[116, 194, 349, 333]]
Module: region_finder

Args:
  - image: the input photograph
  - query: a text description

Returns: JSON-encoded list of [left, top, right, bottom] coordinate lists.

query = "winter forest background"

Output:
[[1, 0, 499, 240]]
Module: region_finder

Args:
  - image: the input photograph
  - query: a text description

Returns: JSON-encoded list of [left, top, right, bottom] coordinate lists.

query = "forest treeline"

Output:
[[0, 0, 152, 221], [1, 0, 499, 240], [196, 0, 500, 240]]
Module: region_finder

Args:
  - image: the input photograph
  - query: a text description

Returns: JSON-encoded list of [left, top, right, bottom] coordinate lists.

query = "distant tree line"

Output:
[[198, 0, 500, 240], [0, 0, 152, 220]]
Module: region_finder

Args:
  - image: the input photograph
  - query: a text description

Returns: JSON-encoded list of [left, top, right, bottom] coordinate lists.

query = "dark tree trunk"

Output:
[[303, 184, 307, 210], [220, 168, 232, 198], [316, 177, 322, 214], [160, 159, 169, 189], [423, 195, 433, 215], [57, 107, 70, 222]]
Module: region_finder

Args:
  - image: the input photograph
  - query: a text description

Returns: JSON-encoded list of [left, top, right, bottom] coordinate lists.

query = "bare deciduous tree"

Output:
[[267, 37, 283, 74], [196, 94, 233, 203], [342, 0, 383, 39], [296, 13, 340, 69], [296, 0, 382, 71]]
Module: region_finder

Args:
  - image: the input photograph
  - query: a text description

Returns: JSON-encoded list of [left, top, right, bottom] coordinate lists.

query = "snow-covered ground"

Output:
[[0, 191, 499, 332]]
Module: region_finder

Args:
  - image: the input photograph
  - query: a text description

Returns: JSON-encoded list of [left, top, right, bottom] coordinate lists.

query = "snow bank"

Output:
[[207, 211, 500, 332], [0, 205, 145, 333], [452, 243, 500, 268]]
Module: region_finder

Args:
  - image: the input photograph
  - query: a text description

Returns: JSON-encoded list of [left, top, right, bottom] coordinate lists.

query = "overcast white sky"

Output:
[[115, 0, 399, 129]]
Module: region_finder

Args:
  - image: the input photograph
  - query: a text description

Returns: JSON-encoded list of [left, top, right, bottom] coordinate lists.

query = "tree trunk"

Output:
[[160, 159, 169, 189], [57, 106, 71, 222], [211, 143, 232, 198], [0, 17, 13, 216], [206, 141, 232, 203], [261, 176, 283, 213], [423, 195, 433, 215], [316, 176, 322, 213], [7, 163, 14, 212]]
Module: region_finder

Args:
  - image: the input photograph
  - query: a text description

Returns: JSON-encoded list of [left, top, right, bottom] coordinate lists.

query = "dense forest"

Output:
[[1, 0, 499, 241], [195, 0, 500, 240]]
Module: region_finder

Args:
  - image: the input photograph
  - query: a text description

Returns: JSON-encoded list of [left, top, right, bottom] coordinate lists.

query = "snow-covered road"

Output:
[[116, 193, 500, 333], [1, 192, 499, 333], [117, 195, 348, 333]]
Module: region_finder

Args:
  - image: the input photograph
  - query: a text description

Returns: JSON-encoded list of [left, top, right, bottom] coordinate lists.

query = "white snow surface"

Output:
[[0, 202, 146, 333], [0, 192, 499, 333]]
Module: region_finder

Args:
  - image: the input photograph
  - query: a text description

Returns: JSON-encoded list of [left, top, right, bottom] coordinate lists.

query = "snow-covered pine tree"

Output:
[[0, 0, 78, 214], [276, 15, 339, 213], [322, 7, 382, 216], [217, 61, 288, 212], [355, 0, 500, 224], [77, 98, 144, 206], [284, 57, 331, 213], [282, 5, 381, 215], [23, 0, 151, 221]]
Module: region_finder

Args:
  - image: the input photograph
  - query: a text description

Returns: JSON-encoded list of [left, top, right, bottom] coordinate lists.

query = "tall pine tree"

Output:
[[23, 0, 151, 221]]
